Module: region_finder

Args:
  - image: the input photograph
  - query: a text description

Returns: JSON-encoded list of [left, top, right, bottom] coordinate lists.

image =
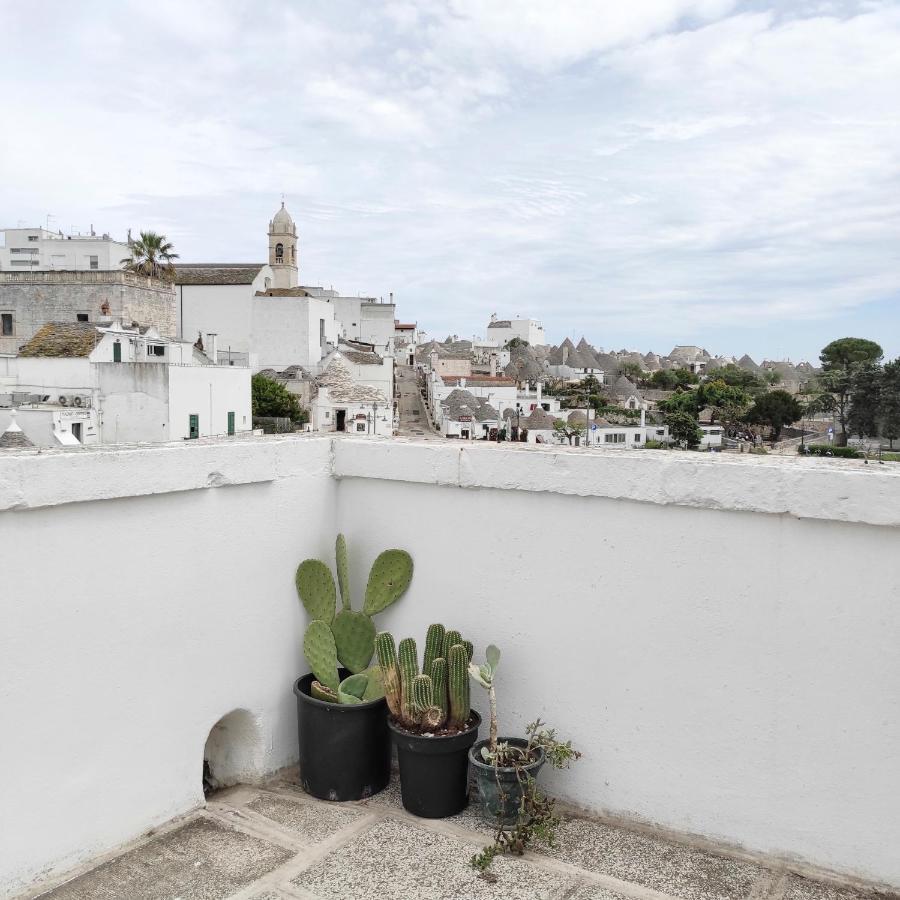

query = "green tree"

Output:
[[744, 390, 802, 442], [878, 360, 900, 448], [712, 364, 766, 395], [696, 379, 752, 427], [658, 388, 700, 417], [818, 337, 883, 445], [121, 231, 179, 280], [649, 369, 679, 390], [848, 364, 882, 439], [665, 411, 702, 449], [618, 361, 645, 382], [553, 418, 585, 446], [504, 337, 529, 349], [251, 374, 308, 423]]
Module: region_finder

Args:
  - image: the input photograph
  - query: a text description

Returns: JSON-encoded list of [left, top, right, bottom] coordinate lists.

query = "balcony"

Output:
[[1, 437, 898, 899]]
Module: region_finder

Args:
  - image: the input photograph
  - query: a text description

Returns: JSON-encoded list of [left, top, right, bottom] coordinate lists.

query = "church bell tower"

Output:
[[268, 201, 298, 289]]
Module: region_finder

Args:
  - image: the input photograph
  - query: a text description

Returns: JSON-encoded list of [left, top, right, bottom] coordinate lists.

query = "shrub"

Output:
[[802, 444, 861, 458]]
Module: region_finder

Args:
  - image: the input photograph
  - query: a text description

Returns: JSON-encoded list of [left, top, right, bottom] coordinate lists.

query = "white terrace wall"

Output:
[[1, 438, 899, 898]]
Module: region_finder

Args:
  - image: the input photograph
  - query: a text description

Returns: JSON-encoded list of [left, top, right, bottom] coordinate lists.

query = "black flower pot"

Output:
[[293, 671, 390, 801], [389, 711, 481, 818], [469, 737, 546, 825]]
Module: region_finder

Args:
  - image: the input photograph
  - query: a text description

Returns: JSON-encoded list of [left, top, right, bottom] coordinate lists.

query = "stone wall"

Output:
[[0, 272, 177, 353]]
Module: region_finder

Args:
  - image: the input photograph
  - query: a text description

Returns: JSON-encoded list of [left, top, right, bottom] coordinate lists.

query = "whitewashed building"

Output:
[[0, 225, 130, 272], [0, 321, 251, 446], [486, 314, 546, 347]]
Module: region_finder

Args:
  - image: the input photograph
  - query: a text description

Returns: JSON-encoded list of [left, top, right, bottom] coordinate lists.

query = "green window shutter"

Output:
[[227, 411, 235, 435], [113, 341, 121, 362]]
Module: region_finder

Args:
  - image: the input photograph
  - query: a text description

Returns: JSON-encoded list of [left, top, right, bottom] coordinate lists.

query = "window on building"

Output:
[[188, 414, 199, 439], [633, 434, 642, 442], [657, 429, 665, 435], [1, 313, 13, 336], [27, 235, 38, 241], [89, 255, 99, 270], [604, 433, 626, 444], [113, 341, 122, 363], [76, 313, 89, 322], [275, 242, 284, 263], [319, 318, 325, 347], [146, 344, 165, 357]]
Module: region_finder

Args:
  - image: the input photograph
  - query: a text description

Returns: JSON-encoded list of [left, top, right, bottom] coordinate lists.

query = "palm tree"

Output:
[[121, 231, 179, 280]]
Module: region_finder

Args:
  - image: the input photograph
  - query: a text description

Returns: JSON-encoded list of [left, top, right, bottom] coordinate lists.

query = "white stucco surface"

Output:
[[1, 437, 898, 896]]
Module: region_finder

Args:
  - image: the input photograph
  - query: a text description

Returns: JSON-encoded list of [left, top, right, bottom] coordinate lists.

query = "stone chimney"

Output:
[[489, 354, 497, 377], [206, 333, 218, 364], [640, 408, 646, 428], [460, 377, 467, 389], [536, 381, 542, 403]]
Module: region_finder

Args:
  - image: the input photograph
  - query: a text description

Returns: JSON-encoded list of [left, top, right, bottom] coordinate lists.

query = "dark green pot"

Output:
[[469, 737, 546, 825]]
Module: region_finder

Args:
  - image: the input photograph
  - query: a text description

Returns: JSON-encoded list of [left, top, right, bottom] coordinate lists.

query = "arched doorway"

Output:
[[202, 708, 262, 795]]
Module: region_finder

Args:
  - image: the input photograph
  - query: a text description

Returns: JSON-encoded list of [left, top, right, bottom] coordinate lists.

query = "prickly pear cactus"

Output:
[[332, 609, 376, 674], [361, 665, 385, 702], [303, 620, 340, 693], [310, 680, 339, 702], [423, 623, 445, 679], [338, 672, 369, 705], [363, 549, 414, 615], [335, 533, 350, 611], [295, 559, 336, 623]]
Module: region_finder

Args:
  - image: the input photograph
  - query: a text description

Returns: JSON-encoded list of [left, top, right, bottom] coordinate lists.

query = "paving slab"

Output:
[[40, 817, 293, 900], [565, 885, 644, 900], [543, 816, 769, 900], [245, 792, 364, 843], [291, 817, 575, 900], [780, 874, 885, 900]]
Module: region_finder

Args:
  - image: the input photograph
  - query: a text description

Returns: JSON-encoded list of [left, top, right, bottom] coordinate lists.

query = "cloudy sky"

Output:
[[2, 1, 899, 362]]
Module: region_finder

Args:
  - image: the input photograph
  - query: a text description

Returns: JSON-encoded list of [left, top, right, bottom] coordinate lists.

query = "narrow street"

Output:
[[394, 364, 440, 439]]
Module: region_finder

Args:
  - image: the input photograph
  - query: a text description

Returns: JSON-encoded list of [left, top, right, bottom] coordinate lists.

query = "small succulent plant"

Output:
[[296, 534, 413, 704], [376, 624, 474, 731], [469, 644, 501, 752]]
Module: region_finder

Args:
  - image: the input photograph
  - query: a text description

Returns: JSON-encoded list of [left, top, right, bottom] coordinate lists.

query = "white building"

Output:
[[437, 388, 500, 439], [312, 357, 392, 436], [486, 314, 546, 347], [0, 320, 251, 446], [0, 226, 130, 272], [699, 424, 724, 449]]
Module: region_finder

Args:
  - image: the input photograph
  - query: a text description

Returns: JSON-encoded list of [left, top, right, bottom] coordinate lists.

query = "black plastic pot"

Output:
[[469, 737, 546, 825], [389, 711, 481, 818], [293, 671, 390, 801]]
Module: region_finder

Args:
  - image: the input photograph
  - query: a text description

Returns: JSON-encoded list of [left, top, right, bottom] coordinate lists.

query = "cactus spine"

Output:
[[423, 623, 445, 679], [448, 644, 470, 728], [398, 637, 419, 727]]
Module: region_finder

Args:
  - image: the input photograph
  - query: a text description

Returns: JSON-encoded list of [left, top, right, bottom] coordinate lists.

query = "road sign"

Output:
[[827, 427, 834, 434], [591, 424, 597, 431]]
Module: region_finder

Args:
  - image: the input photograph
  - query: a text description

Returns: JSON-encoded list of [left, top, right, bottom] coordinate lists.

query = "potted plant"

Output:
[[467, 646, 582, 874], [293, 534, 413, 801], [375, 623, 481, 818]]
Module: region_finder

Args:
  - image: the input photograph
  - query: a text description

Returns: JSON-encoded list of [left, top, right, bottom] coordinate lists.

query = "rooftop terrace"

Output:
[[2, 437, 899, 898]]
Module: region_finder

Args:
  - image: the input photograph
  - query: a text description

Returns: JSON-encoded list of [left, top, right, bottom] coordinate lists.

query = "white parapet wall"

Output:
[[1, 437, 899, 896]]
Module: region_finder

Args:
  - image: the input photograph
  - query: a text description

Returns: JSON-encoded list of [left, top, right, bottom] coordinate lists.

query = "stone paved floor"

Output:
[[28, 772, 895, 900]]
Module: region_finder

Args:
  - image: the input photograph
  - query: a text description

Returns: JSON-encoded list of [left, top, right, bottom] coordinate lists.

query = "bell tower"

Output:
[[268, 201, 298, 289]]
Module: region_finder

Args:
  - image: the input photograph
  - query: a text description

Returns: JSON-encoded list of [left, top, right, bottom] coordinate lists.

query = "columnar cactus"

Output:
[[443, 629, 462, 661], [296, 535, 414, 704], [430, 657, 448, 724], [398, 637, 419, 726], [375, 631, 401, 718], [448, 644, 471, 728], [376, 624, 474, 732], [423, 623, 445, 679]]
